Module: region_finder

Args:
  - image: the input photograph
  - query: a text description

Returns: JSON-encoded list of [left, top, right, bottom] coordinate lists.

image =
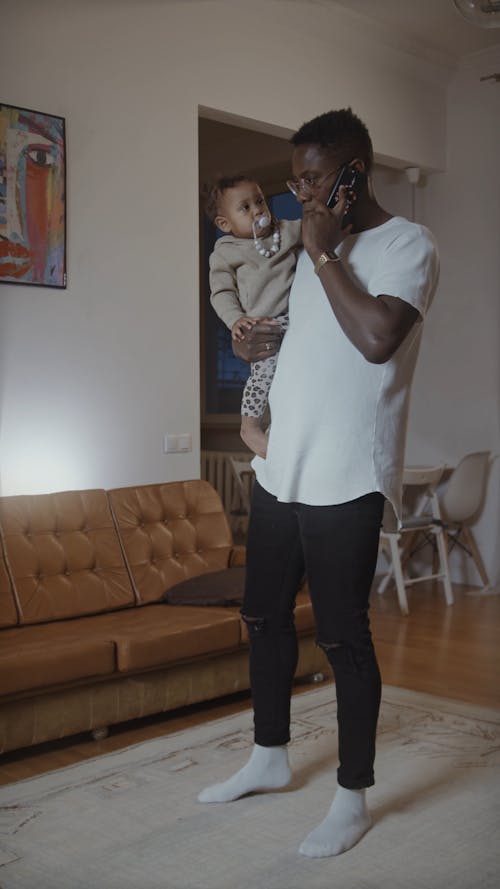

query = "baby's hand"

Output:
[[231, 316, 259, 342]]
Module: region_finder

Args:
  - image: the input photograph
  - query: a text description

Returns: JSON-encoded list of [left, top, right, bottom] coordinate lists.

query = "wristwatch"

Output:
[[313, 251, 341, 276]]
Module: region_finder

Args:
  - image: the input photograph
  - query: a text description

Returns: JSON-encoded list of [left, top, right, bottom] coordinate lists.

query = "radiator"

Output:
[[200, 450, 253, 521]]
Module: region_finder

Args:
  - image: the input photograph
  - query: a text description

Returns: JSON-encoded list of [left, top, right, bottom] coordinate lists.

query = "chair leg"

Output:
[[399, 530, 419, 576], [388, 535, 409, 615], [377, 562, 393, 594], [432, 538, 440, 577], [377, 538, 393, 593], [462, 525, 490, 587], [435, 526, 454, 605]]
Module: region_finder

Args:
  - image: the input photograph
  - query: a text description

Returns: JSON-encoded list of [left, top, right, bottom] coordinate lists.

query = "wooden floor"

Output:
[[1, 580, 499, 786]]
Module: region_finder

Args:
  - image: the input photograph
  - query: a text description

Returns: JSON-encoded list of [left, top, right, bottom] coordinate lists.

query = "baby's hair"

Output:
[[201, 174, 255, 222]]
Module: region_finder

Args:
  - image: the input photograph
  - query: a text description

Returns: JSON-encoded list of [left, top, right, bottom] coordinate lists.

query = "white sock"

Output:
[[197, 743, 291, 803], [299, 786, 372, 857]]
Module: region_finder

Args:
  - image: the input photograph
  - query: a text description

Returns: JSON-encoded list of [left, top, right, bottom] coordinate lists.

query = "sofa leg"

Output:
[[91, 727, 109, 741]]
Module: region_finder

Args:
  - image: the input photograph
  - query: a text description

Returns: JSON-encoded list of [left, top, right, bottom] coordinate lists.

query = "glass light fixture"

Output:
[[453, 0, 500, 28]]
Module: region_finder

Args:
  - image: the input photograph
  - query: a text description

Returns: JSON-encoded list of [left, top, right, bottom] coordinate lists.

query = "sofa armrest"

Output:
[[229, 546, 246, 567]]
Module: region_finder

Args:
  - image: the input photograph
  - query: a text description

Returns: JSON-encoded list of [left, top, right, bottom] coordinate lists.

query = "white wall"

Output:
[[372, 44, 500, 587], [408, 47, 500, 586], [1, 1, 497, 583]]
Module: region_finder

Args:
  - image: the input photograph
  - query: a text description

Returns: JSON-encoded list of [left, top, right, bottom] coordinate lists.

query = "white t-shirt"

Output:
[[252, 215, 439, 521]]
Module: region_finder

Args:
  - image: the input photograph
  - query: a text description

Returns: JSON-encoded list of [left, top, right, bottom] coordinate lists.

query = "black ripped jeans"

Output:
[[242, 481, 385, 789]]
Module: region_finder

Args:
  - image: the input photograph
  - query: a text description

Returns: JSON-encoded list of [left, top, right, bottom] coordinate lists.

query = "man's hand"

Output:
[[232, 318, 282, 362], [301, 185, 352, 263], [231, 315, 258, 342]]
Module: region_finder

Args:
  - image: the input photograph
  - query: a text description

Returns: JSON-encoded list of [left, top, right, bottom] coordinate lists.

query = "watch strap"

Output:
[[314, 251, 341, 275]]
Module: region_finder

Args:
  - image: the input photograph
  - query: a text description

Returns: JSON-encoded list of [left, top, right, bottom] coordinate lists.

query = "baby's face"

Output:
[[216, 182, 271, 239]]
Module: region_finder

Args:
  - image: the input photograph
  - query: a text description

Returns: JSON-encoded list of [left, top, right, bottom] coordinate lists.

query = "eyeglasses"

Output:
[[286, 166, 343, 200]]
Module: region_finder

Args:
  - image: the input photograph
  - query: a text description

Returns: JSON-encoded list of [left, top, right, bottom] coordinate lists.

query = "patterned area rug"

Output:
[[0, 684, 499, 889]]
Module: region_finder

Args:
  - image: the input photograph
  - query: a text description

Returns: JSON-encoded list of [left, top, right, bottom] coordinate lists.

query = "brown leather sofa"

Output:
[[0, 480, 326, 754]]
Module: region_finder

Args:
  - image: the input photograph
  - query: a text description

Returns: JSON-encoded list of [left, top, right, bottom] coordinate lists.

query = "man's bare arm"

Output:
[[302, 190, 419, 363], [312, 260, 419, 364]]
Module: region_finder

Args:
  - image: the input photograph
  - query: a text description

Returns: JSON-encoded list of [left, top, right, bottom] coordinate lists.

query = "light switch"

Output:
[[163, 433, 192, 453], [177, 433, 192, 451]]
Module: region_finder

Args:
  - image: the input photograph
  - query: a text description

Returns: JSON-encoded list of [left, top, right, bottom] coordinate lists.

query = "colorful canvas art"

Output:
[[0, 103, 66, 287]]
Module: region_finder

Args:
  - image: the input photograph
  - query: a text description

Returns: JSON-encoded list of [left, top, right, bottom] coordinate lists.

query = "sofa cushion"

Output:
[[0, 539, 18, 627], [162, 566, 245, 606], [0, 490, 136, 624], [108, 480, 234, 605], [0, 631, 116, 696], [110, 604, 242, 672], [0, 603, 242, 692], [55, 605, 242, 673]]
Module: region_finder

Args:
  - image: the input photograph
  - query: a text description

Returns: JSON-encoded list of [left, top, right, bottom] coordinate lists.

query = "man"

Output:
[[198, 109, 439, 858]]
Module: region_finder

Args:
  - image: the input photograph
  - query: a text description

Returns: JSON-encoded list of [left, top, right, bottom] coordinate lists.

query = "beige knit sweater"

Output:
[[209, 218, 302, 329]]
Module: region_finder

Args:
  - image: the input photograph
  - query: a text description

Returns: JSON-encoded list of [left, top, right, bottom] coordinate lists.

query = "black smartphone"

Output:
[[326, 165, 366, 226]]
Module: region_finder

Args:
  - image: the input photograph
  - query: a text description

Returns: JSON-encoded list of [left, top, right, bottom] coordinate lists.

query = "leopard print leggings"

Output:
[[241, 313, 289, 418]]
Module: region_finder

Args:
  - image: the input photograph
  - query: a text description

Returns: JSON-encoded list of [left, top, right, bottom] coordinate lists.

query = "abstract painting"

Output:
[[0, 103, 66, 287]]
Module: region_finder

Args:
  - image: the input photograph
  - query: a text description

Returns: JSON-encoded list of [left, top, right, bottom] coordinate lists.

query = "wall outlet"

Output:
[[163, 433, 192, 454]]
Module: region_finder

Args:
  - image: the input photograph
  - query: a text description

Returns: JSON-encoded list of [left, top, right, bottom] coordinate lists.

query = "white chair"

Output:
[[378, 465, 454, 615], [438, 451, 491, 589]]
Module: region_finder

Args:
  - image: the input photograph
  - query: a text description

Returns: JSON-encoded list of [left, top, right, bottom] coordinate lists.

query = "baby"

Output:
[[203, 175, 301, 457]]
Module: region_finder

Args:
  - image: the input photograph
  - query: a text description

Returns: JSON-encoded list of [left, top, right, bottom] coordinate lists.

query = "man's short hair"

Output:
[[201, 174, 253, 222], [291, 108, 374, 171]]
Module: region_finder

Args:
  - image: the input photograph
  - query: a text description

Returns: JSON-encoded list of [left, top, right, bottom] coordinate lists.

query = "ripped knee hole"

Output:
[[241, 614, 267, 634], [242, 614, 295, 636], [317, 640, 343, 652]]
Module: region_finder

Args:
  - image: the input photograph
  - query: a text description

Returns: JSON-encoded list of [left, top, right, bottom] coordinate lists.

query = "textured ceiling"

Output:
[[318, 0, 500, 62]]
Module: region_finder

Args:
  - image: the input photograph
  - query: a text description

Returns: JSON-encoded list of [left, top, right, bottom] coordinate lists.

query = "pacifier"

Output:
[[253, 214, 270, 234], [256, 214, 270, 229]]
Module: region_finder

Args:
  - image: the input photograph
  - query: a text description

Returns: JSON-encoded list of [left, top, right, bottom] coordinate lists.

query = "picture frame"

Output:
[[0, 103, 67, 288]]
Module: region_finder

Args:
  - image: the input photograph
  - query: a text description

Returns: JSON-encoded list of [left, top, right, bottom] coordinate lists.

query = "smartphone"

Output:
[[326, 165, 366, 227]]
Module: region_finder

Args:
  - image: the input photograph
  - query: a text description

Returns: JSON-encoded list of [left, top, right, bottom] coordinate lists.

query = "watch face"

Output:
[[314, 251, 340, 275], [314, 253, 328, 274]]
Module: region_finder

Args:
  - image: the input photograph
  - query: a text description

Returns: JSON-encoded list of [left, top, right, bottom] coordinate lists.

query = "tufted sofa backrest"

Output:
[[108, 479, 233, 605], [0, 536, 19, 627], [0, 490, 136, 624]]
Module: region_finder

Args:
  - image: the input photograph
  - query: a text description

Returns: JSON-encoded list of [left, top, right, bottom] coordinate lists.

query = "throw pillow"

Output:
[[161, 566, 245, 607]]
